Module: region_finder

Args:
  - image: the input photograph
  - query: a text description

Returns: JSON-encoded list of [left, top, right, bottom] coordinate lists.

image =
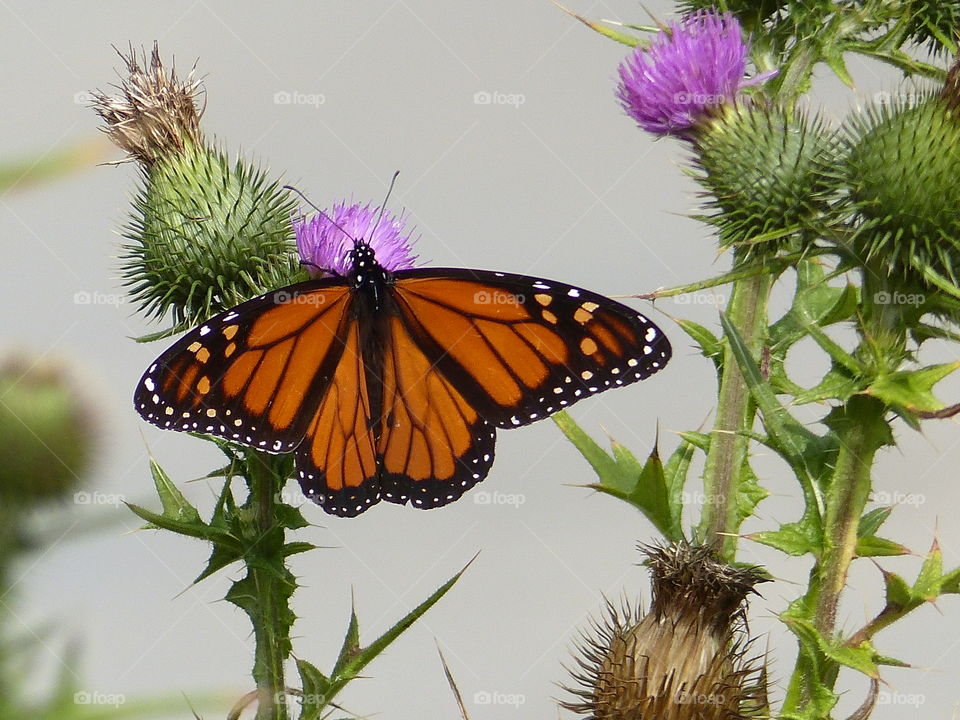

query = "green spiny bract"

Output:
[[840, 91, 960, 297], [692, 104, 836, 258], [904, 0, 960, 55], [121, 140, 302, 334]]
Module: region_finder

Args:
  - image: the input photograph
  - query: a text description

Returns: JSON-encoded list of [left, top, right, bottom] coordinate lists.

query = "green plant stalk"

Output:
[[246, 454, 293, 720], [698, 251, 772, 559], [815, 396, 884, 637]]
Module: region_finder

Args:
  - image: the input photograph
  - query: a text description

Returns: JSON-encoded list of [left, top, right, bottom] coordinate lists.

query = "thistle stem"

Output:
[[246, 453, 293, 720], [699, 252, 772, 559], [814, 395, 885, 636]]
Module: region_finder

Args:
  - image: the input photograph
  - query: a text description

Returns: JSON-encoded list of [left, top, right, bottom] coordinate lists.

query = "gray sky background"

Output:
[[2, 2, 958, 718]]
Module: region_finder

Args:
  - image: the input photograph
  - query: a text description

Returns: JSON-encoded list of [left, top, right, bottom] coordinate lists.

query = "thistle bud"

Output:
[[694, 104, 836, 256], [92, 45, 299, 334], [841, 76, 960, 294], [0, 355, 97, 506], [564, 542, 768, 719]]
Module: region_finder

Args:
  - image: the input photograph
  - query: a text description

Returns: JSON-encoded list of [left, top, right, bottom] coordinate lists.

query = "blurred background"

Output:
[[1, 1, 958, 717]]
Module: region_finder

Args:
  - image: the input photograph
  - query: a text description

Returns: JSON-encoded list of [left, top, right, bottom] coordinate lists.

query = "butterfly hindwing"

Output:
[[389, 268, 671, 429], [376, 313, 496, 510], [297, 320, 382, 517], [135, 279, 353, 452]]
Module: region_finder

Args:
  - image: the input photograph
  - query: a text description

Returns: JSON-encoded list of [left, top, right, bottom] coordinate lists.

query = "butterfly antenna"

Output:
[[369, 170, 400, 242], [283, 184, 356, 242]]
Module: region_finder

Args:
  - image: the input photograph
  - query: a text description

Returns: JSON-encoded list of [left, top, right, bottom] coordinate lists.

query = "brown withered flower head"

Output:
[[564, 541, 769, 720], [91, 42, 203, 166]]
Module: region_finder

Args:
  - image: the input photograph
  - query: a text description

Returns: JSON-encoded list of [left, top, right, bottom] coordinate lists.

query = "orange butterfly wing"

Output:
[[135, 281, 352, 453], [136, 267, 671, 517]]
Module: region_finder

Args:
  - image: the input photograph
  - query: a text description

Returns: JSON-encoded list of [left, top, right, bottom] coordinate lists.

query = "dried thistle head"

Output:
[[563, 541, 768, 720], [91, 42, 203, 165], [90, 44, 300, 333]]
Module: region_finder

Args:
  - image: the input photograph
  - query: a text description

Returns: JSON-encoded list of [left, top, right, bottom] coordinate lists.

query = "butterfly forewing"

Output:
[[388, 268, 671, 429], [135, 280, 352, 452]]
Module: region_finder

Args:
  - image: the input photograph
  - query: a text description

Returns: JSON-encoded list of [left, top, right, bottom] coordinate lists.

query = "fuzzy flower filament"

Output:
[[294, 201, 418, 277], [617, 11, 773, 137]]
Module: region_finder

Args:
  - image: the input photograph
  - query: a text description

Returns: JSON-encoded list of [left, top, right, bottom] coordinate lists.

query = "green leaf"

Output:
[[881, 568, 914, 608], [296, 659, 331, 720], [553, 2, 647, 47], [855, 535, 909, 557], [331, 602, 361, 680], [734, 461, 768, 530], [785, 615, 879, 678], [823, 48, 855, 87], [867, 362, 960, 418], [940, 566, 960, 594], [662, 437, 697, 532], [553, 411, 623, 487], [149, 457, 201, 524], [858, 506, 893, 537], [553, 412, 681, 539], [320, 559, 472, 708], [676, 318, 724, 375], [793, 364, 863, 405], [721, 312, 824, 493], [913, 538, 943, 600], [748, 515, 821, 557], [194, 542, 245, 585]]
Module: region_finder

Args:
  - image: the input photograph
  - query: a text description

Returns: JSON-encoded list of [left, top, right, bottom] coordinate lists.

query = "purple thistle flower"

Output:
[[294, 201, 418, 277], [616, 11, 774, 137]]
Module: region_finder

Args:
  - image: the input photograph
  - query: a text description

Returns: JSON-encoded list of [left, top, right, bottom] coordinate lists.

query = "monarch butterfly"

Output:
[[135, 211, 671, 517]]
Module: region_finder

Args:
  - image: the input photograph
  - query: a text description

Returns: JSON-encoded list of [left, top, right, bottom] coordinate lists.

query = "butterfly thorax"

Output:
[[347, 241, 392, 314]]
